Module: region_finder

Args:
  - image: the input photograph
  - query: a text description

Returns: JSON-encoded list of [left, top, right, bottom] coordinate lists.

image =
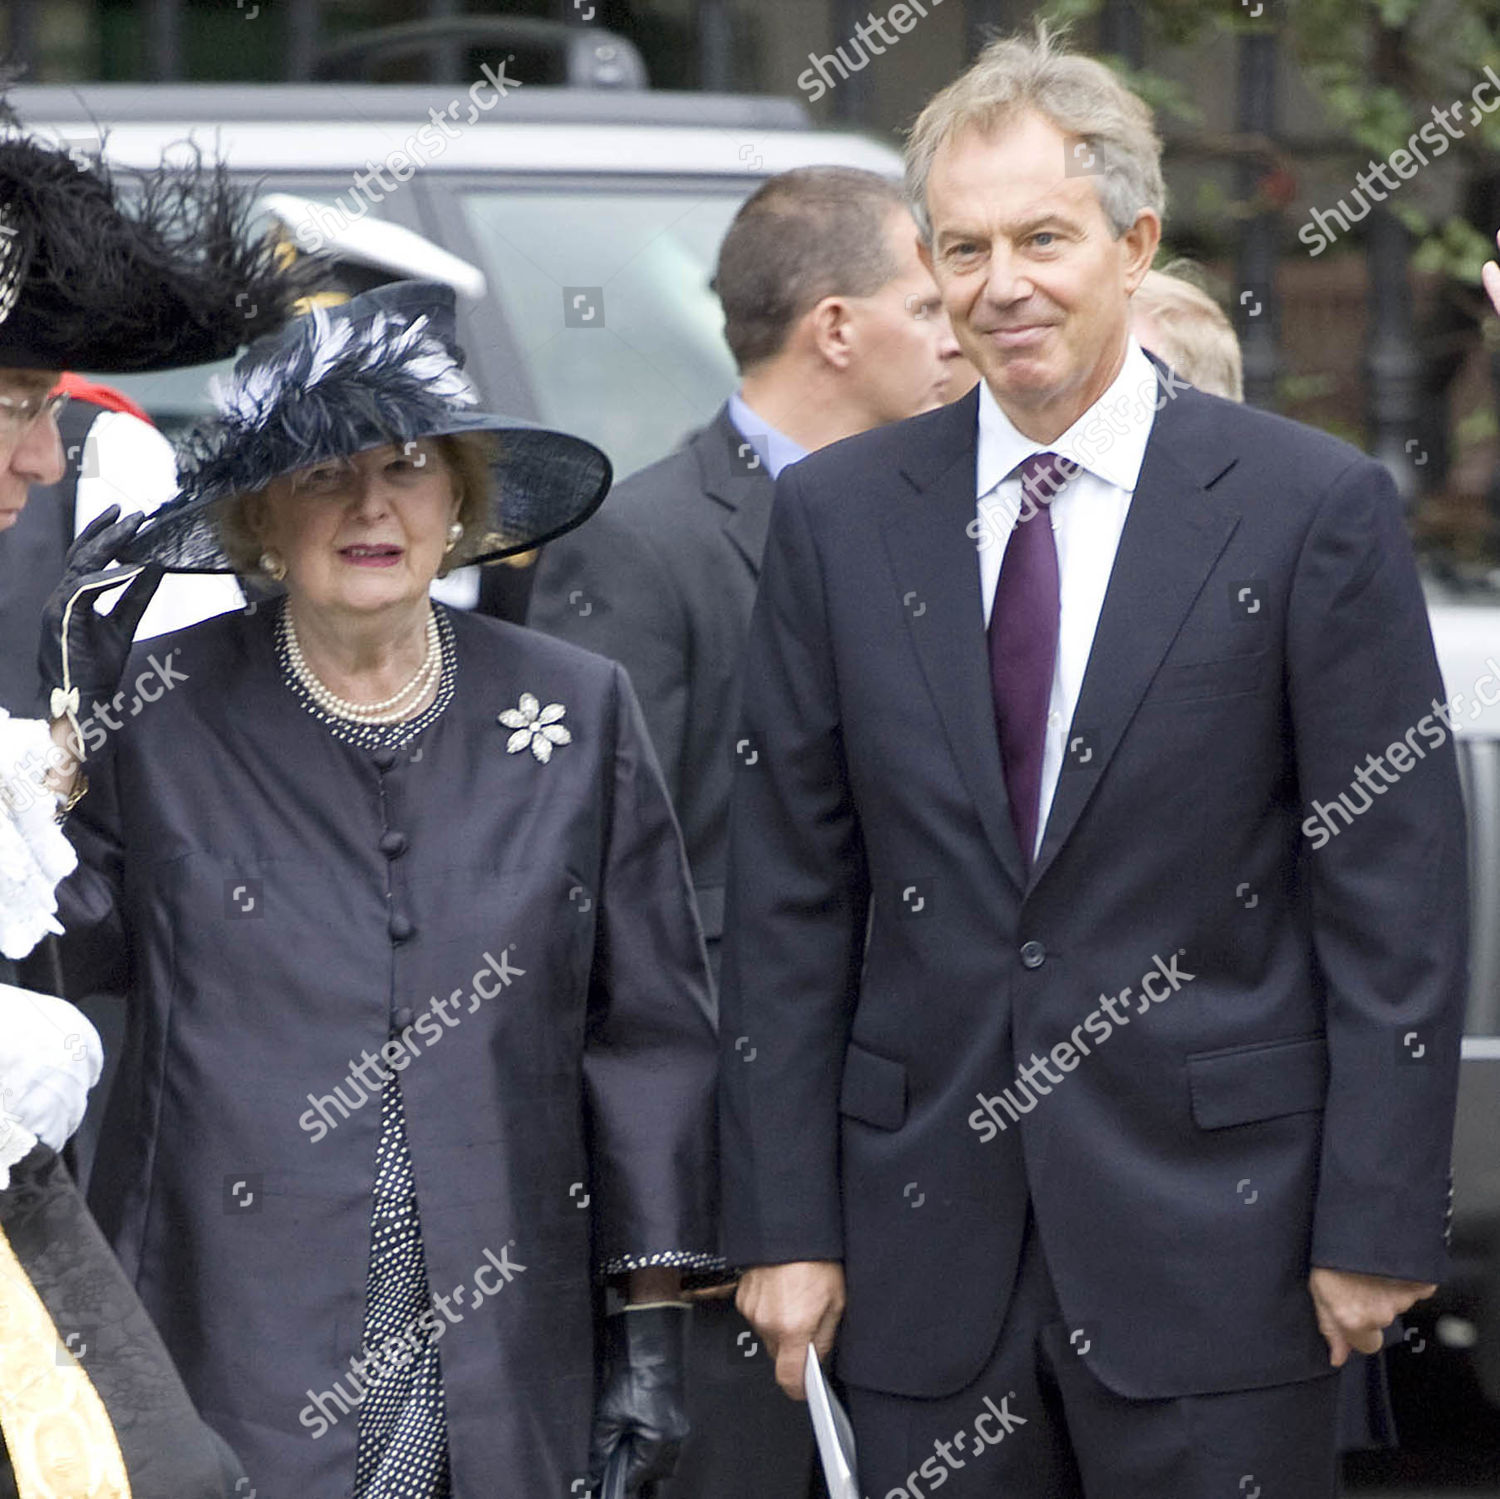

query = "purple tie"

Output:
[[988, 451, 1075, 865]]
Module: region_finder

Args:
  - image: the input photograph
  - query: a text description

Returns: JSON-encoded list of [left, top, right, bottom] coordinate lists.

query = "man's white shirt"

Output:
[[974, 337, 1163, 859]]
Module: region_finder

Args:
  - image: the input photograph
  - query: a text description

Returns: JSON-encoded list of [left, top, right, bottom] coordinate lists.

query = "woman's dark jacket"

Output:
[[57, 603, 719, 1498]]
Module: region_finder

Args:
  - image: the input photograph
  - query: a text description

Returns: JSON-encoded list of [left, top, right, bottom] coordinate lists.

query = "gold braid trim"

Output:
[[0, 1221, 130, 1499]]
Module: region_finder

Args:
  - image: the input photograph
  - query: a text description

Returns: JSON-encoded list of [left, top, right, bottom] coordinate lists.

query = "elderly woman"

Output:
[[41, 281, 720, 1499]]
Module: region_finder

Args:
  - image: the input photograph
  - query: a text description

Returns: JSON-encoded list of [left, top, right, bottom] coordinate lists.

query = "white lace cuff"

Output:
[[0, 711, 78, 961]]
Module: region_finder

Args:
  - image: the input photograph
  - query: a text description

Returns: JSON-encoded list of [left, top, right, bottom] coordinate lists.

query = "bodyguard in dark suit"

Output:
[[530, 166, 962, 1498], [721, 30, 1468, 1499], [532, 167, 961, 976]]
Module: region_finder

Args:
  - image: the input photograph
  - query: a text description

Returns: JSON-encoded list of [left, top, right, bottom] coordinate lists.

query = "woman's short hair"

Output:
[[1133, 265, 1244, 403], [711, 166, 909, 373], [905, 21, 1165, 243], [216, 431, 498, 581]]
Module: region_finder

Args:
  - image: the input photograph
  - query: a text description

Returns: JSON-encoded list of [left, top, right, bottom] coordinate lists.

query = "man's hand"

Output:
[[1308, 1266, 1436, 1366], [1484, 232, 1500, 317], [735, 1261, 845, 1401]]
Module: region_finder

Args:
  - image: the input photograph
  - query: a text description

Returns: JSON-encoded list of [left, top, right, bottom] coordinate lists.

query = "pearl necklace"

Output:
[[282, 609, 441, 726]]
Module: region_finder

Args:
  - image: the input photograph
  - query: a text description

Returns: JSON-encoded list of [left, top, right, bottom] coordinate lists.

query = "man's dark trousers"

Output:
[[848, 1214, 1340, 1498]]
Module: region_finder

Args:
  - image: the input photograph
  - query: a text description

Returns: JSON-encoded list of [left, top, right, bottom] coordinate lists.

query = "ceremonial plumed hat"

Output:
[[0, 102, 299, 374]]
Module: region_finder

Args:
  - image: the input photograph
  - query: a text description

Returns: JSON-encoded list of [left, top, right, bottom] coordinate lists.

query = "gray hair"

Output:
[[711, 166, 909, 372], [905, 21, 1165, 242]]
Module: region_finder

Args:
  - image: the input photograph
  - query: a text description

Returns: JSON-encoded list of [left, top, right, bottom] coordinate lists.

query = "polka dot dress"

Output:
[[272, 606, 457, 1494], [352, 1075, 451, 1498]]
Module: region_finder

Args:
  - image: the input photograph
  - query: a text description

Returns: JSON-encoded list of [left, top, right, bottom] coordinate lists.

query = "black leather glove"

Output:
[[588, 1304, 690, 1498], [38, 506, 164, 756]]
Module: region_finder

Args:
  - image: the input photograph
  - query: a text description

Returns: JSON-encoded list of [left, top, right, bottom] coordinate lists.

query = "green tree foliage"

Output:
[[1044, 0, 1500, 283]]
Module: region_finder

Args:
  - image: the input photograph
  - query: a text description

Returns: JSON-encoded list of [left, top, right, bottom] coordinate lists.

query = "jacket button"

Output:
[[392, 1006, 415, 1031], [1020, 940, 1046, 969], [371, 747, 397, 771], [389, 913, 414, 942], [379, 830, 408, 858]]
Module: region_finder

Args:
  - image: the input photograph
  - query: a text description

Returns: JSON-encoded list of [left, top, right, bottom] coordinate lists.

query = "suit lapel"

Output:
[[1029, 402, 1241, 889], [880, 389, 1028, 892], [696, 406, 777, 577]]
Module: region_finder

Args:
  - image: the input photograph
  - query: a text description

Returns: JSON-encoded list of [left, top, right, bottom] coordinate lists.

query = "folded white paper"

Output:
[[805, 1342, 859, 1499]]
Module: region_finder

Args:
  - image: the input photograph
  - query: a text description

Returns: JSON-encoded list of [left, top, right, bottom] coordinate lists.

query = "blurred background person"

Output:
[[1483, 233, 1500, 318], [529, 162, 962, 1499], [1131, 262, 1244, 403]]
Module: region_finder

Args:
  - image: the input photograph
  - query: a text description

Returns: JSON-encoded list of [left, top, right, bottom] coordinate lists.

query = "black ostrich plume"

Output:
[[0, 95, 307, 373], [176, 301, 487, 512]]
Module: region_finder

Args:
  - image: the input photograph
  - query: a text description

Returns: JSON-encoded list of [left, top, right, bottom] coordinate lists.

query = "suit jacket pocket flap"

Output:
[[1187, 1034, 1327, 1129], [840, 1042, 907, 1130], [1146, 649, 1269, 704]]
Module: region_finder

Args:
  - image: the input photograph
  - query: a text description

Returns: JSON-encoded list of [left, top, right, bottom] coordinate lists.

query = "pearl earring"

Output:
[[259, 550, 287, 581], [444, 522, 463, 554]]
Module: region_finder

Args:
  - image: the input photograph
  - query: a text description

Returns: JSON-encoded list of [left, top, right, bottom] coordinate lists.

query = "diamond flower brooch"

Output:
[[500, 693, 571, 763]]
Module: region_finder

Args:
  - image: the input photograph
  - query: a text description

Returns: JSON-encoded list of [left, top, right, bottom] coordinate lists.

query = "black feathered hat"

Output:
[[0, 104, 302, 373], [120, 280, 612, 572]]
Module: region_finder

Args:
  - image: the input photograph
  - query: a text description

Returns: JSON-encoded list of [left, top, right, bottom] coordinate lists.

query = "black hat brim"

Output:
[[116, 281, 612, 571], [119, 410, 612, 572]]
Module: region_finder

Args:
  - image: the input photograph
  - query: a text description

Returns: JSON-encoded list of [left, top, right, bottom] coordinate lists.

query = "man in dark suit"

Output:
[[530, 165, 962, 1498], [720, 28, 1468, 1499], [532, 166, 962, 973]]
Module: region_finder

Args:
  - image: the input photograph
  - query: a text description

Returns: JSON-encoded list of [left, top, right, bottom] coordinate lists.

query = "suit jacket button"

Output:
[[392, 1006, 415, 1031], [1020, 940, 1046, 969], [379, 830, 408, 858], [371, 747, 397, 771], [389, 913, 414, 942]]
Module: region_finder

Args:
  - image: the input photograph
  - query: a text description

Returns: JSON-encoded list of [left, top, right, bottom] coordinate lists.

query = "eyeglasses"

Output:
[[0, 389, 70, 436]]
